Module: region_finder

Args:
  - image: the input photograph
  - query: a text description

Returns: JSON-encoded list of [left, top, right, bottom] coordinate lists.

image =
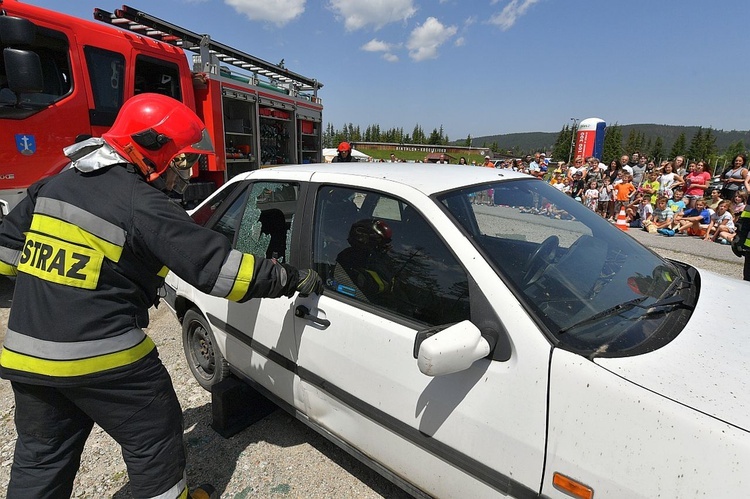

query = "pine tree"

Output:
[[670, 133, 687, 158], [625, 129, 638, 155], [551, 124, 574, 163], [602, 123, 622, 164], [651, 137, 664, 161], [687, 127, 704, 161], [428, 128, 442, 145], [725, 140, 746, 159], [464, 134, 472, 147], [412, 124, 424, 144], [323, 122, 335, 147], [703, 127, 717, 159]]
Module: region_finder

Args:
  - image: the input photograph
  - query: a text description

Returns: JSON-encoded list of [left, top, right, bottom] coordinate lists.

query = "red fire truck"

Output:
[[0, 1, 324, 216]]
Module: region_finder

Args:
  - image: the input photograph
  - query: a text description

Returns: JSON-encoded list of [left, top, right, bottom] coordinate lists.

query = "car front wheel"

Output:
[[182, 308, 229, 391]]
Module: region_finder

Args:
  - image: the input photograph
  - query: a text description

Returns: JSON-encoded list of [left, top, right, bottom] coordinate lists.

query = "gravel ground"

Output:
[[0, 276, 407, 499], [0, 232, 745, 499]]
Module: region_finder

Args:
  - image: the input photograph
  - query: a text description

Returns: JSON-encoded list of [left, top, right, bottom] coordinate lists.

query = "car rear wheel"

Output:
[[182, 308, 229, 391]]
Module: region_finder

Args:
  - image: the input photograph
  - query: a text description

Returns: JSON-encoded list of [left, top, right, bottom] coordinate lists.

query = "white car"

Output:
[[164, 163, 750, 499]]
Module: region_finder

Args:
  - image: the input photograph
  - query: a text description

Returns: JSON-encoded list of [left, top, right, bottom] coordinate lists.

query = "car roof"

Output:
[[243, 163, 529, 196]]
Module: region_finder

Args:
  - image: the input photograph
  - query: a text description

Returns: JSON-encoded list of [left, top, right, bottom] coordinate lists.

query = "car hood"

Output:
[[596, 269, 750, 431]]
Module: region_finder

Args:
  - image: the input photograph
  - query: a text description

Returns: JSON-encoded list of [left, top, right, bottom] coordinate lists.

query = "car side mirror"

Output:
[[413, 320, 494, 376]]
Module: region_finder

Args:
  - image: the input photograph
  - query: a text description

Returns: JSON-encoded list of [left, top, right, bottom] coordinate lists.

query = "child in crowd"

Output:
[[658, 161, 683, 197], [561, 177, 572, 196], [550, 172, 564, 188], [570, 171, 586, 201], [705, 200, 735, 244], [613, 173, 636, 215], [641, 170, 660, 206], [706, 188, 722, 211], [634, 195, 654, 230], [732, 191, 747, 223], [668, 188, 686, 217], [653, 197, 675, 234], [625, 193, 643, 225], [671, 198, 711, 237], [598, 177, 614, 219], [583, 180, 599, 211]]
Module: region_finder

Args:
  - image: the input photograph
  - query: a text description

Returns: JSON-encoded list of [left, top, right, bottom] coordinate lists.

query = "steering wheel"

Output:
[[523, 235, 559, 285]]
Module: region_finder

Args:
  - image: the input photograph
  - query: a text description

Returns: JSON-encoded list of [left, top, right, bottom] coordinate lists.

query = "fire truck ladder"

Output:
[[93, 5, 322, 96]]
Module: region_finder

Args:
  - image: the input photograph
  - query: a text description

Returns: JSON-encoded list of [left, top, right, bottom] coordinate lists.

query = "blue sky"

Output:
[[27, 0, 750, 140]]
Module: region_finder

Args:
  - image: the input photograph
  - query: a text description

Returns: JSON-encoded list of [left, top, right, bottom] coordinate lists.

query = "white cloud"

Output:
[[407, 17, 457, 62], [454, 36, 465, 47], [489, 0, 540, 31], [383, 53, 399, 62], [225, 0, 305, 26], [329, 0, 417, 31], [361, 39, 392, 52]]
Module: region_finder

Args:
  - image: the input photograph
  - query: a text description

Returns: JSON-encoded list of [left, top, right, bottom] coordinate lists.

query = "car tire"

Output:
[[182, 308, 229, 391]]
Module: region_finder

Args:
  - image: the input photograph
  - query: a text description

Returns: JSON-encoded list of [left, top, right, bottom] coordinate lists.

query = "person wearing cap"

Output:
[[570, 170, 586, 201], [333, 142, 354, 163], [482, 155, 494, 168], [539, 153, 549, 175], [528, 152, 545, 179]]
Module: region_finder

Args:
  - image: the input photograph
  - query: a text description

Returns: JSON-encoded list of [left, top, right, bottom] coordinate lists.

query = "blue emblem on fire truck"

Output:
[[15, 134, 37, 156]]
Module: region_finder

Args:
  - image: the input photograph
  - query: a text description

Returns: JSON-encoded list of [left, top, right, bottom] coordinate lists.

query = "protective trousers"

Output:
[[7, 357, 187, 499], [734, 207, 750, 281]]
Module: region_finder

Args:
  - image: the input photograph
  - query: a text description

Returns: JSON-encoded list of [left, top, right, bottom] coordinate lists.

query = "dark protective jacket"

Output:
[[332, 152, 354, 162], [0, 164, 297, 386]]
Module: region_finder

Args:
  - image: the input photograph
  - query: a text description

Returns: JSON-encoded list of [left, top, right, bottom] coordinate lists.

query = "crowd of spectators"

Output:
[[481, 151, 749, 245]]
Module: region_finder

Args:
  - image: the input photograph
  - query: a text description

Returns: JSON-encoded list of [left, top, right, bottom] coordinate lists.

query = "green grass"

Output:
[[357, 147, 488, 165]]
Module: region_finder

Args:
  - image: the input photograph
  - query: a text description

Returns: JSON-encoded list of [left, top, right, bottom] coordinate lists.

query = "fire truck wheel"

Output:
[[182, 308, 229, 391]]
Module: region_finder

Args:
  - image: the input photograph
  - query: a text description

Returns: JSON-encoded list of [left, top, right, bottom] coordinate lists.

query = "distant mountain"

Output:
[[463, 124, 750, 155]]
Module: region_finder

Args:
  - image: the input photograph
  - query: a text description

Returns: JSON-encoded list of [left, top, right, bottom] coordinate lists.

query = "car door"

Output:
[[191, 178, 304, 407], [293, 178, 553, 498]]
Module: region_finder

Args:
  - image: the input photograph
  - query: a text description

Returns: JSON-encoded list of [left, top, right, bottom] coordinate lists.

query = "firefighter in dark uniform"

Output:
[[732, 203, 750, 281], [0, 93, 322, 499], [334, 219, 394, 304], [332, 141, 354, 162]]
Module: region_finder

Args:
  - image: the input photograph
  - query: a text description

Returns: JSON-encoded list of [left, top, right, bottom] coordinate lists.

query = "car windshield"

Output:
[[438, 179, 694, 357]]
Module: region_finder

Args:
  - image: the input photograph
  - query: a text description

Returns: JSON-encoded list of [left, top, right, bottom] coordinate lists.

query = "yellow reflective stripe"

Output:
[[0, 336, 155, 377], [17, 233, 103, 289], [30, 214, 123, 262], [741, 210, 750, 220], [0, 261, 17, 276], [157, 266, 169, 277], [226, 254, 255, 301], [365, 270, 387, 292]]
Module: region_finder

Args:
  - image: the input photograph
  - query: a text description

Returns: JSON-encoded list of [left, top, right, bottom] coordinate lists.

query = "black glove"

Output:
[[296, 268, 324, 297]]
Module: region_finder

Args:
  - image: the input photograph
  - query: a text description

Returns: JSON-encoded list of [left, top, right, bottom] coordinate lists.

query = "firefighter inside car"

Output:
[[0, 93, 323, 499]]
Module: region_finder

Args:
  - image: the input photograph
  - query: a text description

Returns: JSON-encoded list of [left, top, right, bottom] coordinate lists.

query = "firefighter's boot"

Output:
[[189, 484, 218, 499], [731, 211, 750, 258]]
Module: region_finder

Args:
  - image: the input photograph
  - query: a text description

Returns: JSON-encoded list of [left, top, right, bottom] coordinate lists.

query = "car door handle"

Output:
[[294, 305, 330, 328]]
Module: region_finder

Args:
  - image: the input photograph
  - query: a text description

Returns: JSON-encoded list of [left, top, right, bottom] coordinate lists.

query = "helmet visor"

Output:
[[181, 128, 214, 155]]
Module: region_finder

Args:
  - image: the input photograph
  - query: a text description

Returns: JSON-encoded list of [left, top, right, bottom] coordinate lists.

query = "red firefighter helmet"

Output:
[[102, 93, 214, 182], [348, 219, 392, 252], [337, 141, 352, 152]]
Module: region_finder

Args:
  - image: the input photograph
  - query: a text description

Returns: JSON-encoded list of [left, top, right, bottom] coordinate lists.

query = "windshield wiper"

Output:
[[558, 294, 694, 335], [637, 294, 695, 316]]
